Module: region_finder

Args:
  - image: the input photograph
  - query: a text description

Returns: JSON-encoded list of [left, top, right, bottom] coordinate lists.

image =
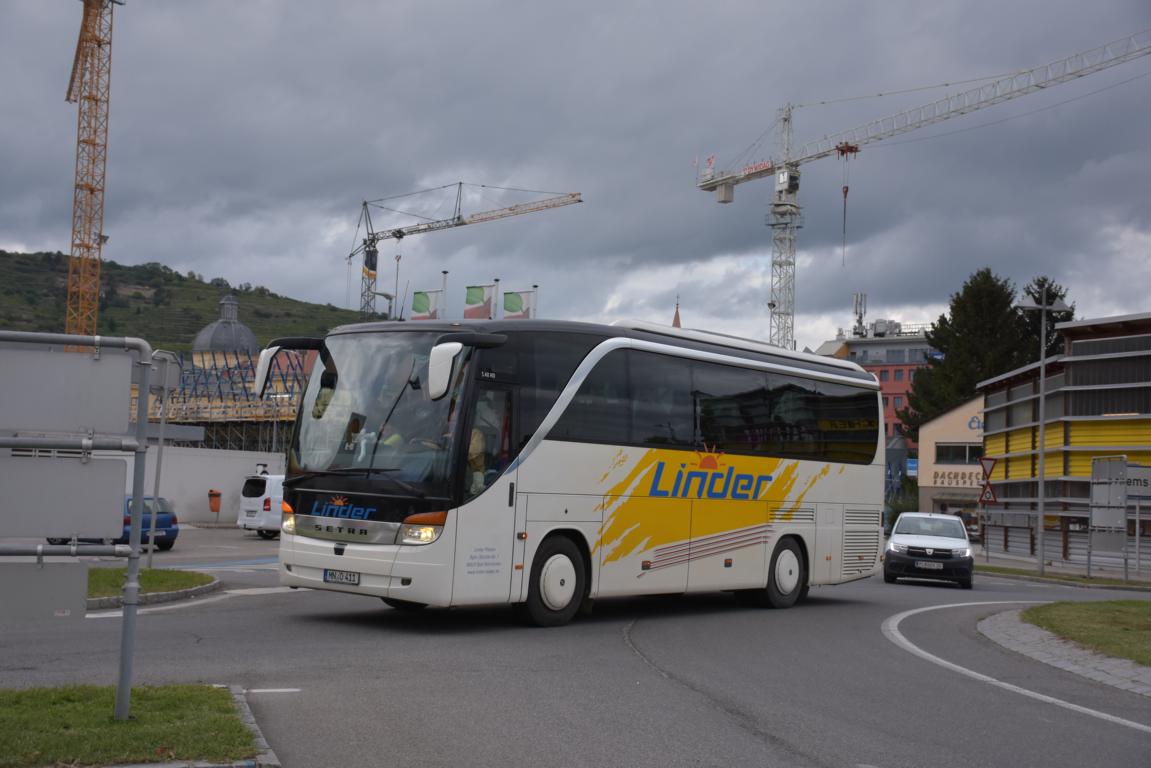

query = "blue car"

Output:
[[46, 496, 180, 551]]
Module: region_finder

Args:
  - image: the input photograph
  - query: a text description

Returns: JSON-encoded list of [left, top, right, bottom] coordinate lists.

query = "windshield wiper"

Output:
[[283, 468, 368, 487]]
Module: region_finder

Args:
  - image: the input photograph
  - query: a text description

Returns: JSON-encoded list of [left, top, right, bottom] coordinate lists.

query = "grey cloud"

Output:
[[2, 0, 1149, 345]]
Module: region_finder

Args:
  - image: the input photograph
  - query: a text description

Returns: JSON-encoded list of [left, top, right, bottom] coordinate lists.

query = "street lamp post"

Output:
[[1018, 285, 1069, 577]]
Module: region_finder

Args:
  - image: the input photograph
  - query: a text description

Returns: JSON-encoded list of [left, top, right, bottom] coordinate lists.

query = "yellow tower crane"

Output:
[[65, 0, 122, 337]]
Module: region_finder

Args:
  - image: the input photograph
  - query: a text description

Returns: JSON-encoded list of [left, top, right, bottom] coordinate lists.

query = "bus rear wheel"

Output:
[[525, 536, 585, 627], [766, 538, 805, 608], [739, 538, 806, 609]]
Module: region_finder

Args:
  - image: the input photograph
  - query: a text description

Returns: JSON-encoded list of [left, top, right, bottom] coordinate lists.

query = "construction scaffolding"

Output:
[[129, 349, 312, 452]]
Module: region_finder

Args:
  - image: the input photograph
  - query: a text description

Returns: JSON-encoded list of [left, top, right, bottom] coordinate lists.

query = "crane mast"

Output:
[[65, 0, 120, 338], [352, 184, 581, 319], [700, 28, 1151, 350]]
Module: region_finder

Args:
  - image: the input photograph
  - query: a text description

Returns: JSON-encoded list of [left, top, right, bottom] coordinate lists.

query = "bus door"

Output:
[[451, 385, 518, 606]]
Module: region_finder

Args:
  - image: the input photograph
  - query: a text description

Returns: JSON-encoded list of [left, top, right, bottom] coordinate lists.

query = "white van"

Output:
[[237, 473, 285, 539]]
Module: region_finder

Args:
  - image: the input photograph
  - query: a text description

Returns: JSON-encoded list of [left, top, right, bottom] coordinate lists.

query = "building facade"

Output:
[[977, 312, 1151, 562], [917, 396, 984, 530]]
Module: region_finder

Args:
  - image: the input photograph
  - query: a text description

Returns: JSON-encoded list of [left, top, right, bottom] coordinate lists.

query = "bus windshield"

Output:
[[289, 332, 470, 487]]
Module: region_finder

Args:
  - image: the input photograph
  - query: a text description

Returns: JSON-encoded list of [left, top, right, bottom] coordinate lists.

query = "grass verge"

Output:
[[1021, 600, 1151, 667], [0, 684, 257, 768], [974, 564, 1151, 588], [88, 568, 215, 599]]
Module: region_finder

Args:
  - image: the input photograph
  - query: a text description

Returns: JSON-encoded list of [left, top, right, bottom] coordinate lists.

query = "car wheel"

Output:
[[46, 538, 70, 545], [524, 536, 586, 627], [381, 597, 427, 611], [156, 541, 175, 552], [959, 577, 973, 590], [257, 530, 279, 540], [883, 570, 897, 584]]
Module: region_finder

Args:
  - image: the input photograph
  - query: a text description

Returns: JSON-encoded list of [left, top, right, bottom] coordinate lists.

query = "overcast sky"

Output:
[[2, 1, 1149, 351]]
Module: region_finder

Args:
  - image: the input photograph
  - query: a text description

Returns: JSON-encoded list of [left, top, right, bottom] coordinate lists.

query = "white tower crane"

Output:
[[699, 28, 1151, 350], [350, 183, 581, 319]]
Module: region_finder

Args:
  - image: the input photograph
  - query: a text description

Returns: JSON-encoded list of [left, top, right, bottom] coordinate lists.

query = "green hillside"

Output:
[[0, 250, 369, 352]]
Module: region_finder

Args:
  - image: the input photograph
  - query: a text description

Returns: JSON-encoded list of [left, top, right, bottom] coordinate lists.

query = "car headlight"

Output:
[[952, 546, 972, 558], [887, 540, 908, 554], [400, 511, 447, 545]]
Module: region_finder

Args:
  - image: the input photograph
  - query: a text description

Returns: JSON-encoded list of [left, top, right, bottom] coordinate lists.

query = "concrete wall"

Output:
[[135, 446, 286, 524]]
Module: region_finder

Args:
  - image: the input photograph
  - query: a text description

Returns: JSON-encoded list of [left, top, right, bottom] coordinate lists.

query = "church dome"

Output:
[[192, 295, 259, 353]]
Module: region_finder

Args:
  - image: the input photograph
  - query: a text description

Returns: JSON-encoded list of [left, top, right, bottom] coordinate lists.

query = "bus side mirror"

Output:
[[254, 346, 280, 398], [427, 342, 463, 401]]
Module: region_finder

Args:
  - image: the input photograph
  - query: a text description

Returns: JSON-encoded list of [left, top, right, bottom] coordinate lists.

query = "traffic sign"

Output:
[[979, 457, 997, 481], [979, 484, 998, 504]]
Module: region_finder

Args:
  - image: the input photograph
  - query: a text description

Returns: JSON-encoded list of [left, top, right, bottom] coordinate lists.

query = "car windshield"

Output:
[[289, 332, 471, 486], [894, 516, 966, 539]]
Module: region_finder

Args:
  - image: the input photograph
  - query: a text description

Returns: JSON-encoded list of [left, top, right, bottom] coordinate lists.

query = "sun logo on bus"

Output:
[[694, 444, 725, 470], [328, 495, 349, 508]]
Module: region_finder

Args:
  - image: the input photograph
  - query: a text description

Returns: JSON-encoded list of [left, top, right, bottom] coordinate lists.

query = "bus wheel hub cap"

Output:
[[540, 554, 576, 611], [775, 549, 799, 594]]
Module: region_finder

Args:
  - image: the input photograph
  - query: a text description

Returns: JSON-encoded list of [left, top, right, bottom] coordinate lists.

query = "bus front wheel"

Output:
[[525, 536, 586, 627]]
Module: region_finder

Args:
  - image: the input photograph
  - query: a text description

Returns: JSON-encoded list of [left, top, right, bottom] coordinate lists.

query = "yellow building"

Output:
[[977, 312, 1151, 559]]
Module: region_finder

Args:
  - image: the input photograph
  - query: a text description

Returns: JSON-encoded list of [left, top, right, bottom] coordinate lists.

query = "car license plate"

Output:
[[245, 510, 257, 517], [915, 560, 943, 570], [324, 568, 360, 585]]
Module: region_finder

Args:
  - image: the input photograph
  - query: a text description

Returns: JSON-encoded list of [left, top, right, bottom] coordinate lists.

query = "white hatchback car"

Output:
[[883, 512, 974, 589], [237, 473, 284, 540]]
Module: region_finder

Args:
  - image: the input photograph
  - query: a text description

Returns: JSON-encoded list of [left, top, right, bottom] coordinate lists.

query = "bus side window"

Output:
[[550, 350, 629, 444], [629, 351, 691, 447]]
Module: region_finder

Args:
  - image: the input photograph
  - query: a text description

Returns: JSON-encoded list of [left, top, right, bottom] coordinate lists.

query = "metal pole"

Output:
[[1036, 284, 1048, 577], [441, 270, 448, 319], [116, 344, 153, 721], [533, 283, 539, 319], [1087, 526, 1093, 579], [145, 383, 168, 570], [394, 254, 401, 318], [1137, 500, 1142, 574]]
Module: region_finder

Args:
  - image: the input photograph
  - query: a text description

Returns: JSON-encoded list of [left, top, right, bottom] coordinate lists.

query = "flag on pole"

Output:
[[503, 289, 535, 320], [410, 289, 442, 320], [463, 284, 495, 319]]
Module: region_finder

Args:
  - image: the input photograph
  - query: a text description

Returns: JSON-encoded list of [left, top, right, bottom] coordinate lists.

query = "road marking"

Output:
[[247, 688, 301, 694], [882, 601, 1151, 735], [225, 587, 295, 596]]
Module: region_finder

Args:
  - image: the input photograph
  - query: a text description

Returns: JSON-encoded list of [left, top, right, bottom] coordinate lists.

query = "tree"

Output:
[[1020, 275, 1075, 359], [897, 268, 1033, 440]]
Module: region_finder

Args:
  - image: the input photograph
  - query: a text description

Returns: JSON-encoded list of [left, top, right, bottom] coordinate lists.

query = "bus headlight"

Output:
[[282, 500, 296, 535], [400, 511, 447, 545]]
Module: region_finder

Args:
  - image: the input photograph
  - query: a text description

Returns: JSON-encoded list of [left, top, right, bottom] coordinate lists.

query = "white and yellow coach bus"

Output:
[[255, 319, 883, 626]]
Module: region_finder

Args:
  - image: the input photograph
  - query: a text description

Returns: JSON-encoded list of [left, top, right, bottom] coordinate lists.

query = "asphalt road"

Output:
[[3, 527, 1150, 767]]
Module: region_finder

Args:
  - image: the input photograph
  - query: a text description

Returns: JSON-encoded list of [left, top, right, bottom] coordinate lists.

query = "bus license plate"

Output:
[[915, 561, 943, 570], [324, 568, 360, 585]]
